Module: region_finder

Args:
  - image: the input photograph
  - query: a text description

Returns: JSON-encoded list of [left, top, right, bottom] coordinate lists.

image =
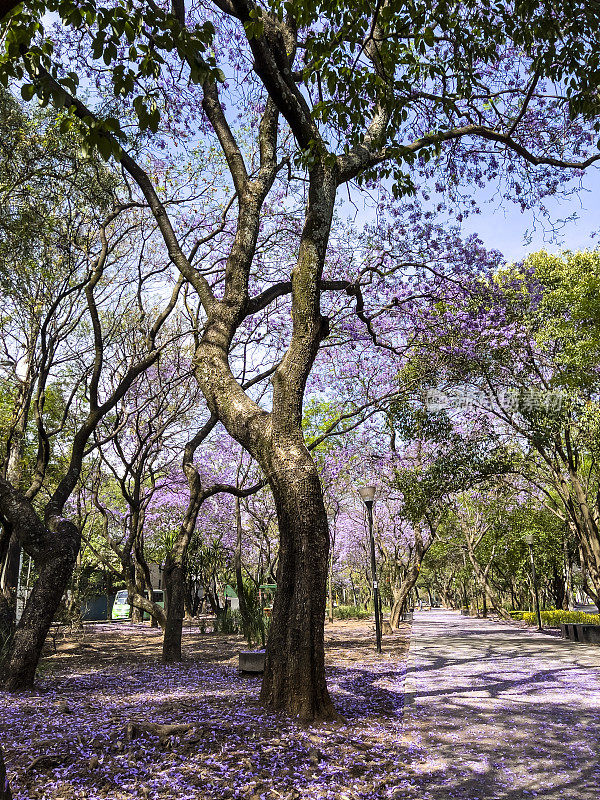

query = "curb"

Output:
[[403, 620, 417, 708]]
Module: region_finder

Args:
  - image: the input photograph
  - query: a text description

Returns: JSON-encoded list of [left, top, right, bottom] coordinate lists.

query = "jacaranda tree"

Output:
[[1, 0, 600, 719]]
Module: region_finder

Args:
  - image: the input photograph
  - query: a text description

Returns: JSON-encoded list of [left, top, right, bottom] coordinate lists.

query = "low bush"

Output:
[[511, 609, 600, 626], [333, 605, 373, 620]]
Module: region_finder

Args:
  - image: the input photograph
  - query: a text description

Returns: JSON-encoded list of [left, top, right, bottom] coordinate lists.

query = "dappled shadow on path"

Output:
[[398, 610, 600, 800]]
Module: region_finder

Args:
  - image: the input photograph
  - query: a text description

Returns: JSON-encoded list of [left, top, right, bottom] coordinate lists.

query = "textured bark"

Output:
[[0, 742, 11, 800], [3, 519, 79, 690], [234, 496, 251, 641], [259, 443, 335, 720], [389, 527, 434, 628], [163, 556, 186, 662], [1, 536, 20, 612], [161, 421, 212, 663], [390, 566, 419, 628]]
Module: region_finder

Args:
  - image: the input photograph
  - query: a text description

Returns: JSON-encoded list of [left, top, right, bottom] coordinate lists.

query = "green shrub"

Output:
[[333, 604, 373, 620], [512, 609, 600, 626], [214, 608, 242, 635], [214, 586, 271, 647]]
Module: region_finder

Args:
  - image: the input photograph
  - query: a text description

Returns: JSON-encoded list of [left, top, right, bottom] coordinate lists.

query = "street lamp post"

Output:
[[358, 485, 382, 653], [524, 533, 543, 631]]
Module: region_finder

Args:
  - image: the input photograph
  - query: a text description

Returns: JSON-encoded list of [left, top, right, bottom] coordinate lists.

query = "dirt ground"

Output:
[[1, 619, 410, 800]]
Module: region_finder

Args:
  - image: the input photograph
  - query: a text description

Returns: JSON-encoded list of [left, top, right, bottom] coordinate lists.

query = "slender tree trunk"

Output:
[[563, 533, 573, 610], [162, 422, 213, 663], [1, 366, 32, 640], [472, 563, 509, 620], [259, 447, 335, 720], [389, 530, 434, 628], [390, 565, 420, 628], [328, 543, 334, 625], [0, 743, 11, 800], [234, 496, 251, 640], [130, 551, 145, 623]]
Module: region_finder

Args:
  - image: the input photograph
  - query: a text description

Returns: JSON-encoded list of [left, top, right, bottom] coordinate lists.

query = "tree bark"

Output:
[[163, 555, 186, 662], [0, 742, 11, 800], [162, 419, 215, 663], [2, 520, 79, 690], [234, 496, 252, 641], [1, 536, 20, 614], [466, 550, 511, 620], [390, 565, 419, 628], [259, 444, 335, 720]]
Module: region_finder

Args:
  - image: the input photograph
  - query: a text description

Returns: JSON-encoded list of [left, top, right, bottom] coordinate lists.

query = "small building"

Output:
[[224, 584, 240, 611]]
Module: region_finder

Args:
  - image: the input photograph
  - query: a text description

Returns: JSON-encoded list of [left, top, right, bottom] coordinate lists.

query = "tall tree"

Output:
[[0, 100, 184, 687], [2, 0, 600, 718]]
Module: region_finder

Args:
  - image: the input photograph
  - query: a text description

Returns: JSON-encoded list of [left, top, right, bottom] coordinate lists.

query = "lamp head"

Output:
[[358, 485, 376, 504], [524, 533, 534, 546]]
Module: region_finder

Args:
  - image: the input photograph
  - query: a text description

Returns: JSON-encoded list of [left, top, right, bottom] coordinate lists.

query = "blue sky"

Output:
[[459, 166, 600, 263]]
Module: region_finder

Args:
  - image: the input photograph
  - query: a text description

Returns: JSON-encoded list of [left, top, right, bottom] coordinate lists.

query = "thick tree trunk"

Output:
[[0, 529, 16, 655], [0, 743, 11, 800], [259, 447, 334, 721], [1, 535, 21, 613], [3, 525, 79, 690]]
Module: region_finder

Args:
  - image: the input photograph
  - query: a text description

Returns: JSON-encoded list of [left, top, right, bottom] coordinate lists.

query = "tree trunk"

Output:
[[390, 565, 419, 628], [162, 421, 212, 663], [0, 743, 11, 800], [163, 555, 186, 662], [1, 535, 21, 616], [234, 496, 252, 641], [130, 559, 145, 623], [0, 529, 16, 655], [328, 546, 334, 625], [470, 559, 510, 620], [3, 524, 79, 690], [259, 448, 335, 721]]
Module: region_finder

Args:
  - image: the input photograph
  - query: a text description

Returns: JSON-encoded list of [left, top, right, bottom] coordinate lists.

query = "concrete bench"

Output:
[[560, 623, 600, 644], [239, 650, 265, 673]]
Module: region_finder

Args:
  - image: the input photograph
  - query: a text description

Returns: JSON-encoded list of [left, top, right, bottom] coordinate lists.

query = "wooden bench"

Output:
[[561, 623, 600, 644]]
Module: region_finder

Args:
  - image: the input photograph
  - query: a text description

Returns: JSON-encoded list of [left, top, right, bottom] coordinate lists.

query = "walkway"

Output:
[[400, 609, 600, 799]]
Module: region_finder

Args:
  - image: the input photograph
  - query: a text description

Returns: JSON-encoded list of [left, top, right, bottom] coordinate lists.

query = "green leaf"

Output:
[[20, 83, 35, 101]]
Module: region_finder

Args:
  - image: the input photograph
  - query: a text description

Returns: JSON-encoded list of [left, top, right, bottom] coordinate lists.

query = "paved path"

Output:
[[399, 610, 600, 799]]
